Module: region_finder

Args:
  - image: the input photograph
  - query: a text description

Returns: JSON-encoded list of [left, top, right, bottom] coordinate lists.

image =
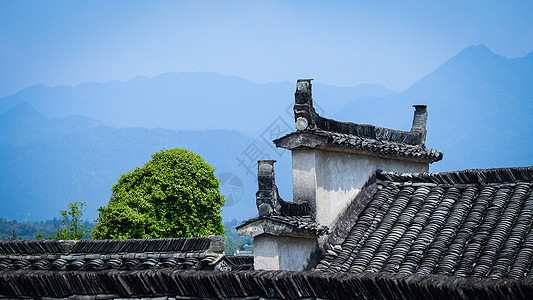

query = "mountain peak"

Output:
[[455, 44, 499, 60], [418, 44, 504, 83], [401, 43, 526, 100]]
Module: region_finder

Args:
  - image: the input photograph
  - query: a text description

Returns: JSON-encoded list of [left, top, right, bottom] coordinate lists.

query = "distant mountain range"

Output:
[[1, 44, 532, 222], [0, 72, 393, 133]]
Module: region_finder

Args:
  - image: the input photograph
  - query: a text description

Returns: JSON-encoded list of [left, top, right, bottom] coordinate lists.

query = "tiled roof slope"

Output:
[[0, 237, 224, 271], [274, 79, 443, 163], [2, 269, 533, 299], [318, 167, 533, 280]]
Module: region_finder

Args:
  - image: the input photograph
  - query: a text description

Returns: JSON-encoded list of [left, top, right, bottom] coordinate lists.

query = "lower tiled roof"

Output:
[[0, 237, 214, 254], [319, 167, 533, 280], [0, 237, 223, 271]]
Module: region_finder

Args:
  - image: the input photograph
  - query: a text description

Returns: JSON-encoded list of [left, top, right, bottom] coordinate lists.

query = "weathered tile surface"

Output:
[[319, 167, 533, 281]]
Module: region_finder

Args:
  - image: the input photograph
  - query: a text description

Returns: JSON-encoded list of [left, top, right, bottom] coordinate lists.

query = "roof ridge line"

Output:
[[376, 166, 533, 185], [293, 79, 427, 146]]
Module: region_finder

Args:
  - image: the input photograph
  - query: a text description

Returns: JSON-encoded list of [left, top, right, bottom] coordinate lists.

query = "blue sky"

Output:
[[1, 0, 532, 97]]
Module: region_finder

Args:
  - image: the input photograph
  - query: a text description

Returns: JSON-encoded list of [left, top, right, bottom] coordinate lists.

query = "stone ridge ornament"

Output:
[[295, 116, 308, 131]]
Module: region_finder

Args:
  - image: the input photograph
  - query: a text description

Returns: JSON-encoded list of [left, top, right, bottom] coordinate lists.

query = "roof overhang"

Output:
[[274, 131, 443, 164], [237, 217, 325, 239]]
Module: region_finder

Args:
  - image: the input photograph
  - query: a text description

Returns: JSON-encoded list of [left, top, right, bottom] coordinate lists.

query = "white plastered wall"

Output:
[[292, 148, 429, 229]]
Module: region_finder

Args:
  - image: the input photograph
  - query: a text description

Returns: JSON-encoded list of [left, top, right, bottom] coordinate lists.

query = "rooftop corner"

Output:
[[274, 79, 443, 164]]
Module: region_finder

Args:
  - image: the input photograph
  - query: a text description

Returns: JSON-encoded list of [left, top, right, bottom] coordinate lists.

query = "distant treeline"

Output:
[[0, 218, 93, 240]]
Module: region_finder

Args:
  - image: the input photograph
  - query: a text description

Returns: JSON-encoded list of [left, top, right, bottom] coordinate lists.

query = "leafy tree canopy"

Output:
[[92, 148, 224, 239]]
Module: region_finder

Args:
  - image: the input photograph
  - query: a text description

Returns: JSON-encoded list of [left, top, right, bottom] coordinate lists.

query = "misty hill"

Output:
[[0, 72, 393, 133], [0, 104, 294, 222], [335, 45, 533, 172], [0, 103, 102, 146]]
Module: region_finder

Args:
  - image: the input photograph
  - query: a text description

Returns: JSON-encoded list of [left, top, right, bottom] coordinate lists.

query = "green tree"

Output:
[[51, 202, 91, 240], [92, 148, 225, 239]]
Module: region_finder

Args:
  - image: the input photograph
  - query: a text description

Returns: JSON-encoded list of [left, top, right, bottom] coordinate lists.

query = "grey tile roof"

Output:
[[318, 167, 533, 280]]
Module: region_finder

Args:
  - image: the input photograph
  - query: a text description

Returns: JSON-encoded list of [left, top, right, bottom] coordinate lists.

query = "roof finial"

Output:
[[256, 160, 280, 216], [411, 105, 427, 145], [296, 79, 313, 94]]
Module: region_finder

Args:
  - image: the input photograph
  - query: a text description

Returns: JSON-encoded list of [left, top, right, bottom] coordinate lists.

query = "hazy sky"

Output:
[[1, 0, 532, 97]]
